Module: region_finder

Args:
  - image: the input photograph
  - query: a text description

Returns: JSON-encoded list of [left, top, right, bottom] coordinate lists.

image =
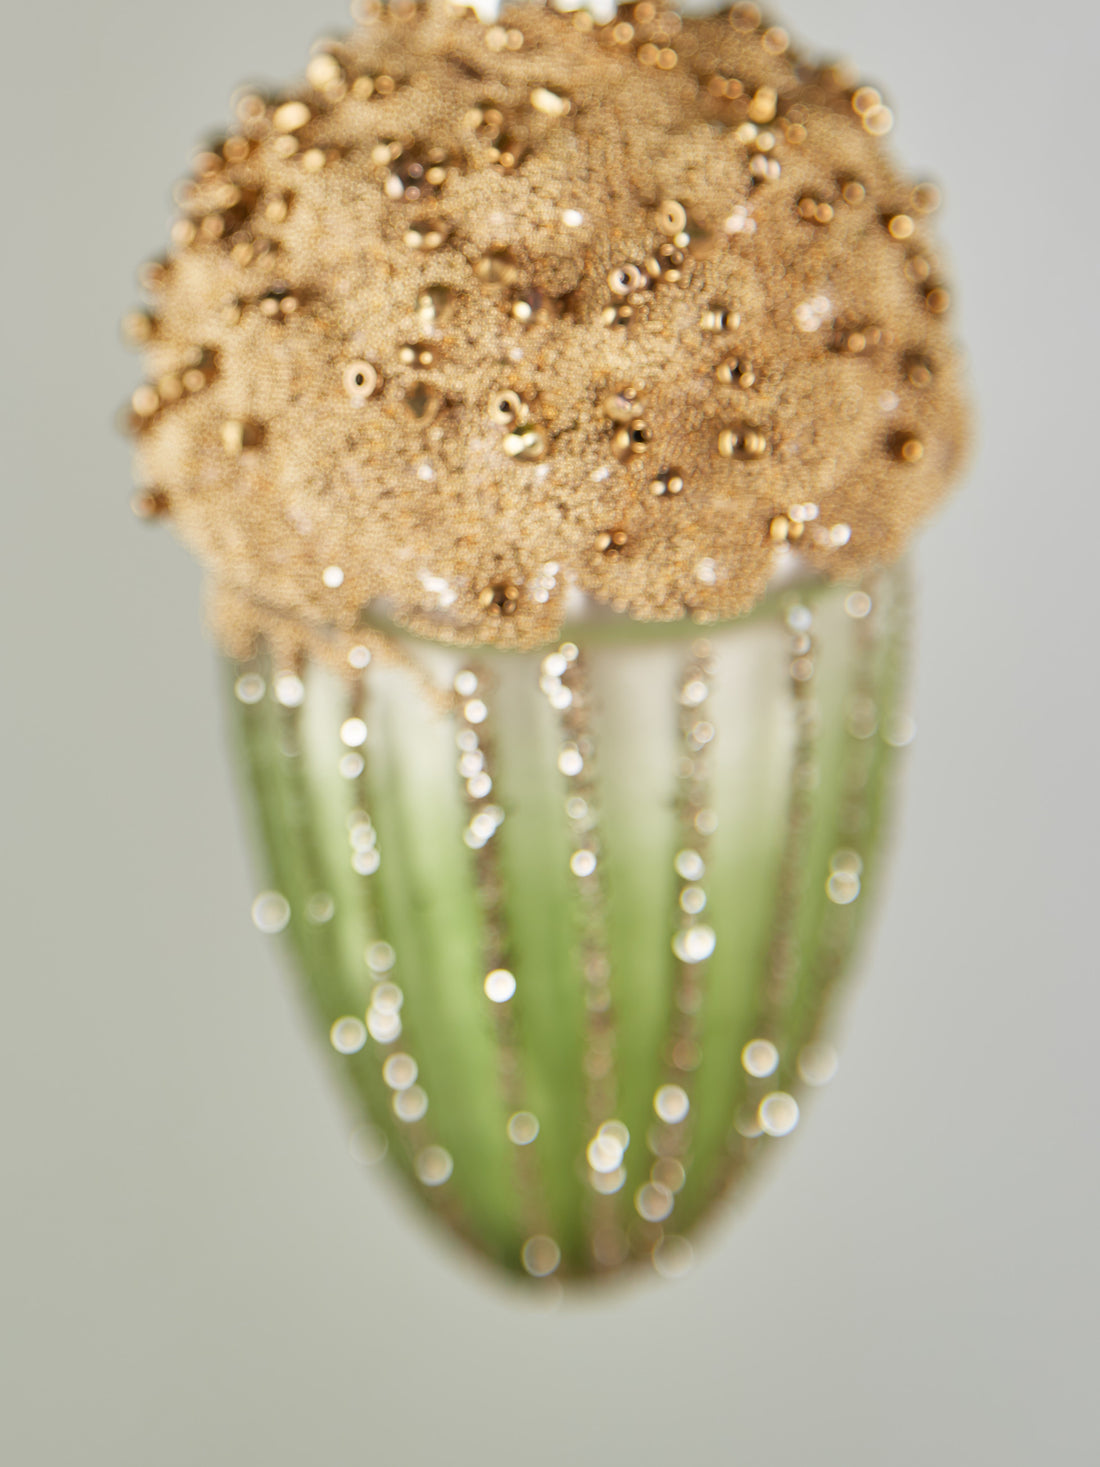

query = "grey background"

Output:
[[2, 0, 1096, 1461]]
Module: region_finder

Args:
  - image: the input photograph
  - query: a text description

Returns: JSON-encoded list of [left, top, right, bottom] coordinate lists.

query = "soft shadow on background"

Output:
[[3, 1, 1096, 1462]]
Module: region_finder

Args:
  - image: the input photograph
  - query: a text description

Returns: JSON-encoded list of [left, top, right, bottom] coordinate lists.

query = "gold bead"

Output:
[[503, 427, 548, 460], [489, 390, 524, 426], [343, 361, 379, 402]]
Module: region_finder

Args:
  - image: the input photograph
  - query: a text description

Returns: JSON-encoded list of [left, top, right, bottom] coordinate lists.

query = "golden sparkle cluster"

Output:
[[127, 0, 969, 652]]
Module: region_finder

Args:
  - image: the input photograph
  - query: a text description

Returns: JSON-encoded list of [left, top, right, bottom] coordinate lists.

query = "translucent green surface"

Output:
[[230, 569, 909, 1282]]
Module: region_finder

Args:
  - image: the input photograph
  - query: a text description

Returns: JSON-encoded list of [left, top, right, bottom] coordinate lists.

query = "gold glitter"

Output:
[[906, 355, 935, 389], [121, 311, 155, 346], [129, 0, 970, 652], [862, 105, 894, 136], [613, 421, 651, 461], [730, 4, 762, 31], [530, 87, 570, 117], [700, 306, 739, 332], [747, 86, 778, 123], [131, 385, 159, 418], [896, 435, 925, 464], [717, 426, 768, 460], [911, 181, 942, 214], [479, 582, 520, 616], [596, 528, 629, 555], [220, 419, 264, 454], [656, 199, 688, 235], [489, 390, 524, 426], [305, 54, 343, 92], [650, 471, 685, 498], [343, 360, 378, 402], [131, 488, 170, 520], [798, 197, 834, 225], [272, 100, 311, 133], [503, 426, 548, 460], [851, 86, 881, 116], [608, 264, 647, 296], [716, 357, 756, 388]]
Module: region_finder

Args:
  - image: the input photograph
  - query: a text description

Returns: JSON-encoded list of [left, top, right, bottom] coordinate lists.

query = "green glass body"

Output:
[[230, 567, 909, 1284]]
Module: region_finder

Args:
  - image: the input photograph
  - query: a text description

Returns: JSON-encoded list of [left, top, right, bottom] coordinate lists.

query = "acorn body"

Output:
[[233, 568, 907, 1281]]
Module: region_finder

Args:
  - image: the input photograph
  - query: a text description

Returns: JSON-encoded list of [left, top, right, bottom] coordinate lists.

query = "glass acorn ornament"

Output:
[[126, 0, 969, 1284]]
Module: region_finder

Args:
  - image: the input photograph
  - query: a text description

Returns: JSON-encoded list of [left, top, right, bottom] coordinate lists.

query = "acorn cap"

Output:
[[129, 0, 969, 652]]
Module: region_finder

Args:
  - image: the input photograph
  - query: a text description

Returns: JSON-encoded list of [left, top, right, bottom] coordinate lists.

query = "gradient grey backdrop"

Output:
[[3, 0, 1096, 1461]]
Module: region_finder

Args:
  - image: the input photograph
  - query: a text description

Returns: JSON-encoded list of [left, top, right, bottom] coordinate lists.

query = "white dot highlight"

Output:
[[348, 1124, 387, 1165], [635, 1182, 675, 1223], [508, 1111, 540, 1145], [234, 673, 265, 705], [651, 1158, 686, 1194], [759, 1091, 800, 1137], [484, 968, 517, 1003], [674, 849, 705, 881], [522, 1235, 562, 1277], [415, 1145, 453, 1186], [558, 746, 584, 777], [393, 1085, 428, 1123], [786, 604, 813, 633], [590, 1166, 627, 1195], [251, 891, 290, 934], [654, 1084, 690, 1124], [306, 892, 335, 924], [370, 982, 403, 1015], [340, 717, 367, 747], [366, 941, 396, 974], [826, 870, 861, 905], [741, 1039, 779, 1079], [366, 1007, 402, 1044], [587, 1129, 625, 1174], [672, 925, 716, 963], [330, 1017, 367, 1055], [798, 1041, 839, 1087], [652, 1235, 694, 1279], [382, 1053, 418, 1090], [274, 673, 305, 708], [883, 712, 917, 747]]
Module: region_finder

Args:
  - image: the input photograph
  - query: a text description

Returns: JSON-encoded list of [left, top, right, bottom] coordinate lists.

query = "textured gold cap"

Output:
[[129, 0, 969, 652]]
